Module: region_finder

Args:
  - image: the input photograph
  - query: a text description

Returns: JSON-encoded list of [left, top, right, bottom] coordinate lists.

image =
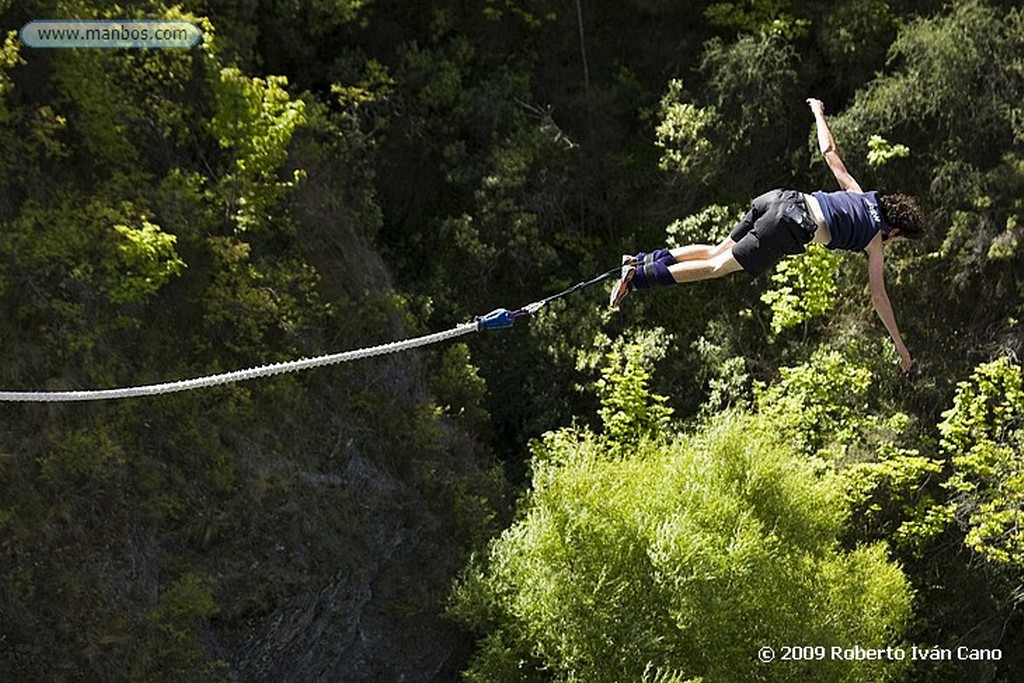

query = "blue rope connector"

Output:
[[477, 308, 516, 331]]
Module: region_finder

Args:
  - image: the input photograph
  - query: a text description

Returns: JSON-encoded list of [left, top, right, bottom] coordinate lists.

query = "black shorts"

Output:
[[730, 189, 818, 277]]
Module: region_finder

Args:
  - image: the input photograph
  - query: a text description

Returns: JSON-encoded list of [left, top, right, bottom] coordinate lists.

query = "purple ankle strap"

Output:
[[631, 250, 677, 289]]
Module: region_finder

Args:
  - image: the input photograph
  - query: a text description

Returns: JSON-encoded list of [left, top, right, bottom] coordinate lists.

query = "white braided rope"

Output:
[[0, 321, 479, 403]]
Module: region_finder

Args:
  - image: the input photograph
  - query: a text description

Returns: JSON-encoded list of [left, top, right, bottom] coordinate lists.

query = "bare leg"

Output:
[[668, 240, 743, 282], [669, 244, 717, 261], [669, 237, 734, 262]]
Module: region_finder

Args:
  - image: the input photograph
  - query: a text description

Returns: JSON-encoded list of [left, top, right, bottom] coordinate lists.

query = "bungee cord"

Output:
[[0, 322, 479, 403], [0, 267, 621, 403]]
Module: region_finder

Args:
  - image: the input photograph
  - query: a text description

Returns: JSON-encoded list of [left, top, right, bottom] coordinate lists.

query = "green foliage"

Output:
[[655, 80, 718, 178], [29, 105, 69, 158], [751, 346, 945, 553], [0, 30, 22, 122], [105, 220, 186, 304], [698, 32, 800, 190], [39, 423, 126, 485], [49, 35, 146, 166], [705, 0, 809, 39], [665, 204, 741, 248], [811, 0, 896, 95], [453, 413, 912, 683], [866, 134, 910, 167], [755, 346, 873, 455], [331, 57, 396, 126], [202, 236, 330, 359], [937, 208, 979, 261], [430, 341, 491, 430], [210, 68, 306, 178], [867, 0, 1021, 152], [842, 438, 946, 550], [4, 196, 165, 346], [938, 357, 1024, 566], [713, 355, 753, 404], [480, 0, 553, 26], [146, 573, 221, 677], [594, 332, 674, 446], [759, 244, 843, 334], [34, 4, 213, 172], [303, 0, 367, 26], [209, 67, 307, 231], [987, 214, 1021, 261], [440, 129, 561, 279]]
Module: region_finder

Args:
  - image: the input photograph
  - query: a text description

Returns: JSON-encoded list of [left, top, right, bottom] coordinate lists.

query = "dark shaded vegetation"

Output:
[[1, 0, 1022, 680]]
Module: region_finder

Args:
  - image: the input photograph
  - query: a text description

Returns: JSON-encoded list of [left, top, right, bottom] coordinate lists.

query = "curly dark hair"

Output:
[[879, 193, 923, 239]]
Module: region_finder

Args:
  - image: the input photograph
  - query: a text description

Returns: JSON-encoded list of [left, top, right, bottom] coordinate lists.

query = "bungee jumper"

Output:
[[610, 98, 922, 372]]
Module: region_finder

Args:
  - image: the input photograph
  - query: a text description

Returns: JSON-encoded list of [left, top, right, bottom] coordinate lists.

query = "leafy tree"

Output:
[[759, 244, 843, 335], [755, 345, 874, 455], [593, 330, 675, 445], [937, 357, 1024, 567], [105, 219, 187, 304], [655, 79, 719, 181], [653, 31, 803, 197], [832, 0, 1024, 262], [0, 29, 20, 121], [748, 345, 949, 558], [807, 0, 898, 99], [664, 204, 741, 248], [209, 66, 307, 231], [0, 4, 497, 680], [453, 346, 912, 682], [698, 32, 802, 192]]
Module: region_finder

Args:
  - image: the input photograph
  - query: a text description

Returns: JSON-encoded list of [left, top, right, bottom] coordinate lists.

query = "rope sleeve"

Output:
[[0, 322, 479, 403], [0, 265, 619, 404]]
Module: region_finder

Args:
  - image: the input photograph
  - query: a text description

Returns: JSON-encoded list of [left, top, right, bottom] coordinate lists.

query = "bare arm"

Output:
[[865, 237, 912, 372], [807, 98, 863, 193]]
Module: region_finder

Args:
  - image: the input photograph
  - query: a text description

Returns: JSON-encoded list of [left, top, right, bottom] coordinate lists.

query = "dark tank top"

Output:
[[812, 190, 889, 251]]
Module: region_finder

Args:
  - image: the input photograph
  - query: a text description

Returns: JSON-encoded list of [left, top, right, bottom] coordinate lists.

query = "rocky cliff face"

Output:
[[220, 153, 493, 682], [232, 452, 472, 682]]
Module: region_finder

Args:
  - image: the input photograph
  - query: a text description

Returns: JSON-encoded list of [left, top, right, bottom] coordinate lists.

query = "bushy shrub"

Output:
[[453, 352, 912, 682]]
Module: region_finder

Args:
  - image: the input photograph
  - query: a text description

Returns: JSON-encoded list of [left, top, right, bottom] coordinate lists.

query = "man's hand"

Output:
[[900, 352, 914, 374], [807, 96, 861, 190]]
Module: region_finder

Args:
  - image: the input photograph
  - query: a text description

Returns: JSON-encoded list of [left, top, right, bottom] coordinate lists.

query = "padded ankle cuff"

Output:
[[631, 250, 677, 289]]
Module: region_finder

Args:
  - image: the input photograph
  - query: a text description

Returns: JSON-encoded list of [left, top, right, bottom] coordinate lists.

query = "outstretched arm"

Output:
[[807, 98, 863, 193], [865, 238, 913, 372]]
